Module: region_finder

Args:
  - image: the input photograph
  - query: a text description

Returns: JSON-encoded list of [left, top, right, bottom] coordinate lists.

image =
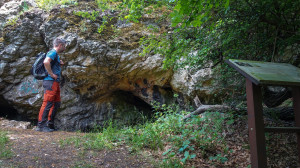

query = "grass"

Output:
[[60, 101, 234, 167], [0, 130, 13, 159]]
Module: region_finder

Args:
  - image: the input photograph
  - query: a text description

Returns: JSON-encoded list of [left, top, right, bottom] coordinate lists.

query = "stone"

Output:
[[170, 64, 220, 104], [0, 118, 31, 129]]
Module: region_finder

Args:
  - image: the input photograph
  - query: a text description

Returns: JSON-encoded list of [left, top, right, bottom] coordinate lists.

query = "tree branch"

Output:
[[182, 104, 231, 120]]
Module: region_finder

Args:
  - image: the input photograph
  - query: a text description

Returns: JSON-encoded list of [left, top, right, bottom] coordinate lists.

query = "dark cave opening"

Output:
[[80, 91, 156, 132], [112, 90, 154, 121], [0, 96, 32, 122]]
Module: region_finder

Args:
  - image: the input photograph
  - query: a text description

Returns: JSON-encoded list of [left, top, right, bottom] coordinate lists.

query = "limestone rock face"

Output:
[[171, 65, 221, 104], [0, 1, 219, 131]]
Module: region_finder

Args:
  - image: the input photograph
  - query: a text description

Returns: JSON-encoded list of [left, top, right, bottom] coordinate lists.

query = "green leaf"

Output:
[[163, 148, 172, 156], [226, 119, 234, 125], [190, 154, 196, 159], [225, 0, 230, 8], [169, 152, 176, 157], [184, 151, 189, 157]]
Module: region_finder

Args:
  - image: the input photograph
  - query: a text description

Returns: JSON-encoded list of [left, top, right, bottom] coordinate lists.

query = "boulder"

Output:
[[171, 64, 222, 104], [0, 117, 31, 129]]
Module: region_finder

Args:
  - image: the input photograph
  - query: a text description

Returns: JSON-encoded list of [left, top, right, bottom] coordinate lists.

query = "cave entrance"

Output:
[[112, 90, 154, 125], [0, 96, 32, 122]]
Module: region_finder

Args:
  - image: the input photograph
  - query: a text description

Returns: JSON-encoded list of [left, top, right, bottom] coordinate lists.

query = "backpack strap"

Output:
[[50, 51, 59, 67]]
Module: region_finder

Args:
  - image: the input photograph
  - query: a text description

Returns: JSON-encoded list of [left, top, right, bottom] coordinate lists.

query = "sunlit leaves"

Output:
[[170, 0, 230, 28]]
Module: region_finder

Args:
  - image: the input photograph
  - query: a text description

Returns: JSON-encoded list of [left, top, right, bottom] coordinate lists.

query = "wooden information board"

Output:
[[226, 59, 300, 168], [227, 59, 300, 86]]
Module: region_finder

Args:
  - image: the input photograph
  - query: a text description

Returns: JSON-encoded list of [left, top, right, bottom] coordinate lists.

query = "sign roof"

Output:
[[226, 59, 300, 86]]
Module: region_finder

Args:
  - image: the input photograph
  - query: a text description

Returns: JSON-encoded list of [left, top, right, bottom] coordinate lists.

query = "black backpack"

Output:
[[30, 52, 57, 80]]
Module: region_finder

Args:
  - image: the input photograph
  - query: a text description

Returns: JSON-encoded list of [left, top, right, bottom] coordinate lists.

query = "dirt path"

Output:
[[0, 127, 154, 168]]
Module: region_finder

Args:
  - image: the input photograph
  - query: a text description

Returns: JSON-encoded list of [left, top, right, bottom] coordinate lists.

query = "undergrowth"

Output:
[[60, 100, 234, 167], [0, 130, 13, 159]]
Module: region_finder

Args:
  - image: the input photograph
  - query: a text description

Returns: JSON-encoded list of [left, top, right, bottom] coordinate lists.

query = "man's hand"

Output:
[[60, 60, 64, 66], [50, 73, 58, 80]]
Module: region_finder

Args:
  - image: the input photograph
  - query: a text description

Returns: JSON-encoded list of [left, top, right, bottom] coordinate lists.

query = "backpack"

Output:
[[30, 52, 57, 80]]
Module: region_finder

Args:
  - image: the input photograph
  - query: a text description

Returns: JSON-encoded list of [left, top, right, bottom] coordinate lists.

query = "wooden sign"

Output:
[[226, 59, 300, 86], [226, 59, 300, 168]]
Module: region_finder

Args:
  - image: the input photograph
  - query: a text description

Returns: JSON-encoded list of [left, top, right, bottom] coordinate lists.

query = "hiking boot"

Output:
[[40, 126, 54, 132], [34, 127, 43, 132], [48, 124, 57, 131]]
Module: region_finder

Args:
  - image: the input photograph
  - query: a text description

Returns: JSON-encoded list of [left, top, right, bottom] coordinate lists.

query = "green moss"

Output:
[[3, 0, 168, 50]]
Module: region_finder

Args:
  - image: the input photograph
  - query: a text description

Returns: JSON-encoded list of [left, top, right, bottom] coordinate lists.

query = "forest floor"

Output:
[[0, 124, 153, 168], [0, 114, 300, 168]]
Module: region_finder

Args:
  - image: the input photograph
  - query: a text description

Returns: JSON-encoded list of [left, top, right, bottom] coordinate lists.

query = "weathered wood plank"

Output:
[[226, 59, 300, 86]]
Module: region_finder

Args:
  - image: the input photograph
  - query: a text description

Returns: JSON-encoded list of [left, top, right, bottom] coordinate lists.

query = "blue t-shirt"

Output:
[[44, 49, 61, 82]]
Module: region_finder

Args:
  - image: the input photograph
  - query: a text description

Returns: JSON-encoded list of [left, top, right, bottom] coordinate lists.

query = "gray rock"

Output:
[[171, 63, 220, 103], [0, 118, 31, 129]]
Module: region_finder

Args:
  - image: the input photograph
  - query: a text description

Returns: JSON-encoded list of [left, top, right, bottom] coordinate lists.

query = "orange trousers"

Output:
[[38, 80, 61, 128]]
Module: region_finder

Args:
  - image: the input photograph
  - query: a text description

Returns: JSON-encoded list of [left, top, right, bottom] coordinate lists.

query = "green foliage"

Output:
[[162, 0, 300, 68], [171, 0, 230, 28], [160, 157, 184, 168], [111, 25, 121, 38], [123, 0, 145, 23], [95, 0, 173, 23], [4, 17, 18, 27], [136, 0, 300, 103], [125, 121, 166, 151], [35, 0, 78, 10], [209, 153, 228, 164], [121, 0, 172, 23], [60, 101, 233, 167], [73, 10, 112, 35], [95, 0, 120, 11], [97, 16, 108, 34], [0, 131, 13, 159], [73, 10, 114, 35], [20, 1, 30, 12], [73, 11, 99, 21], [95, 0, 110, 11], [60, 120, 121, 150]]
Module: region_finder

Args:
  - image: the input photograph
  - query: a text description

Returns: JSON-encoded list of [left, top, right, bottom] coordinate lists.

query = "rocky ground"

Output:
[[0, 118, 154, 168]]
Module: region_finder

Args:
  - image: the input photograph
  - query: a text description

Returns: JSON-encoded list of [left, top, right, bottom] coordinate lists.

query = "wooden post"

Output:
[[246, 79, 267, 168], [293, 87, 300, 163]]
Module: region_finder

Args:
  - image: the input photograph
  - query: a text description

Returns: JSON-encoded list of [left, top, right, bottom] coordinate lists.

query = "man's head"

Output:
[[53, 38, 66, 53]]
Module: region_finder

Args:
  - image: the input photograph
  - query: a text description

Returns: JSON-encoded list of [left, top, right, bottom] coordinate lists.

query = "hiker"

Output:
[[36, 38, 66, 132]]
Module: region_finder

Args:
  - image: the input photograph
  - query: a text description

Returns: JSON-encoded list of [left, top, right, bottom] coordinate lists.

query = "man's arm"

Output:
[[44, 57, 58, 80]]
